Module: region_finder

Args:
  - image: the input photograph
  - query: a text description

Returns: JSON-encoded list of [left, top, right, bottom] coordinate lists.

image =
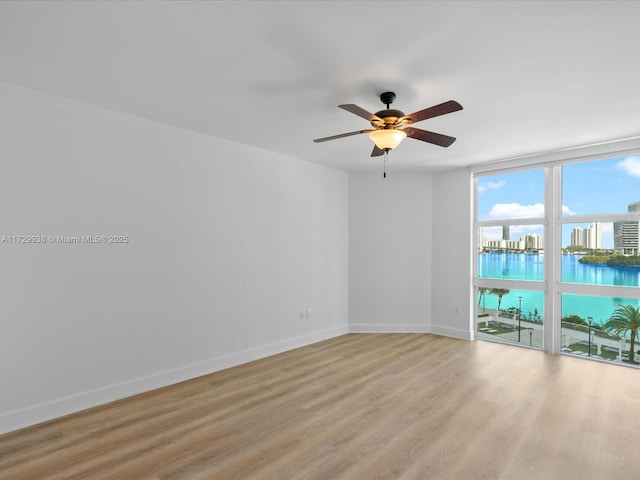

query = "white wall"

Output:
[[431, 167, 473, 340], [0, 82, 349, 434], [348, 170, 473, 338], [349, 173, 432, 332]]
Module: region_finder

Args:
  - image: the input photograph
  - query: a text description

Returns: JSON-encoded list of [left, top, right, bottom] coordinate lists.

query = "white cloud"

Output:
[[489, 203, 544, 219], [478, 180, 506, 194], [617, 156, 640, 179], [562, 205, 576, 215]]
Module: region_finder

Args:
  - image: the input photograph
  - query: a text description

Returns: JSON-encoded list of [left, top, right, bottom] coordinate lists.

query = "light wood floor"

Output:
[[2, 333, 640, 479]]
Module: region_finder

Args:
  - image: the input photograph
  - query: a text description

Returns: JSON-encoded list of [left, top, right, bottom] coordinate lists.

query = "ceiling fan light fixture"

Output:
[[369, 129, 407, 150]]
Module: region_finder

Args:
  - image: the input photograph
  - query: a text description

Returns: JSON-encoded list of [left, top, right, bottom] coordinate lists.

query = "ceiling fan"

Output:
[[313, 92, 463, 173]]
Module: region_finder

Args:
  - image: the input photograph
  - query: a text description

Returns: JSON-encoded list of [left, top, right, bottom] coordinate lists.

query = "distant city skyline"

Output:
[[480, 232, 543, 252], [477, 156, 640, 249]]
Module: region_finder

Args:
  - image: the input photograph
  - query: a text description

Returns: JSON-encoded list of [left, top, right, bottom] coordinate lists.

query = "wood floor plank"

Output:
[[2, 334, 640, 479]]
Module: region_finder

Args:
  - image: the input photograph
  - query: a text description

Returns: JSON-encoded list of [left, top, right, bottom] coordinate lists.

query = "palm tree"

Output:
[[478, 287, 490, 314], [490, 288, 510, 316], [603, 305, 640, 364]]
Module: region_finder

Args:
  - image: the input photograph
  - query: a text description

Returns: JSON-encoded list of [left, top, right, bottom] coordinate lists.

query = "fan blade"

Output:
[[403, 100, 463, 125], [339, 104, 383, 123], [313, 129, 372, 143], [371, 145, 384, 157], [406, 127, 456, 147]]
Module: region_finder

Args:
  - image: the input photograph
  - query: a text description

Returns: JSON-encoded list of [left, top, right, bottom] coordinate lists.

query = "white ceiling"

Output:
[[1, 1, 640, 173]]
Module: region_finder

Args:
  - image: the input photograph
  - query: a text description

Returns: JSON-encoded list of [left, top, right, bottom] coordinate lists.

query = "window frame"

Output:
[[472, 139, 640, 356]]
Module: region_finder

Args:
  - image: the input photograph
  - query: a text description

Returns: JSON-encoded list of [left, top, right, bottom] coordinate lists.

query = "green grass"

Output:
[[568, 343, 617, 360]]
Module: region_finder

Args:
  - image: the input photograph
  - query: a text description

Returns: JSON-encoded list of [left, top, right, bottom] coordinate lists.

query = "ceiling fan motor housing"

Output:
[[373, 109, 405, 125], [376, 91, 404, 126]]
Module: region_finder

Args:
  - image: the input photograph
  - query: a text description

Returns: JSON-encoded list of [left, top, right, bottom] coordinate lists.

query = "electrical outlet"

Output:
[[299, 310, 305, 319], [306, 308, 312, 318]]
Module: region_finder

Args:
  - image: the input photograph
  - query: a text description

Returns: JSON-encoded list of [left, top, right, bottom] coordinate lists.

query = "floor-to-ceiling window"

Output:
[[475, 168, 546, 350], [474, 153, 640, 365]]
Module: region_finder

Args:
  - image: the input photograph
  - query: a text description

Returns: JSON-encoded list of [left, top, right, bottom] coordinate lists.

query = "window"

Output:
[[477, 287, 544, 348], [562, 157, 640, 216], [477, 169, 544, 221], [475, 169, 545, 349], [474, 153, 640, 365], [561, 221, 640, 286]]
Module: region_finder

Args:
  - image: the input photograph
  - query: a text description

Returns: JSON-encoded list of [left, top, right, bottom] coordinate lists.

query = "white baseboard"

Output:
[[0, 325, 349, 435], [430, 322, 473, 340], [349, 322, 472, 340], [349, 323, 430, 334]]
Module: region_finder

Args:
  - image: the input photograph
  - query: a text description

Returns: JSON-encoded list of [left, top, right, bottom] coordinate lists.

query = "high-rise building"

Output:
[[614, 221, 639, 255], [614, 203, 640, 255], [586, 222, 602, 249], [523, 233, 543, 250], [502, 225, 510, 241], [570, 227, 583, 247], [570, 222, 602, 249]]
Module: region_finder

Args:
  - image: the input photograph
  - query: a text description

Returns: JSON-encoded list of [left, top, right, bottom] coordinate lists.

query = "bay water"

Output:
[[477, 253, 640, 325]]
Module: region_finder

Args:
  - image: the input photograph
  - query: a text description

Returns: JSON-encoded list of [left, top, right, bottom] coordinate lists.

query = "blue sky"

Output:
[[477, 156, 640, 248]]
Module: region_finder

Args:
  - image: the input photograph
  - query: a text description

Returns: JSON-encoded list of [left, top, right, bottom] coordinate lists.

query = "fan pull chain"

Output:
[[383, 150, 387, 178]]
